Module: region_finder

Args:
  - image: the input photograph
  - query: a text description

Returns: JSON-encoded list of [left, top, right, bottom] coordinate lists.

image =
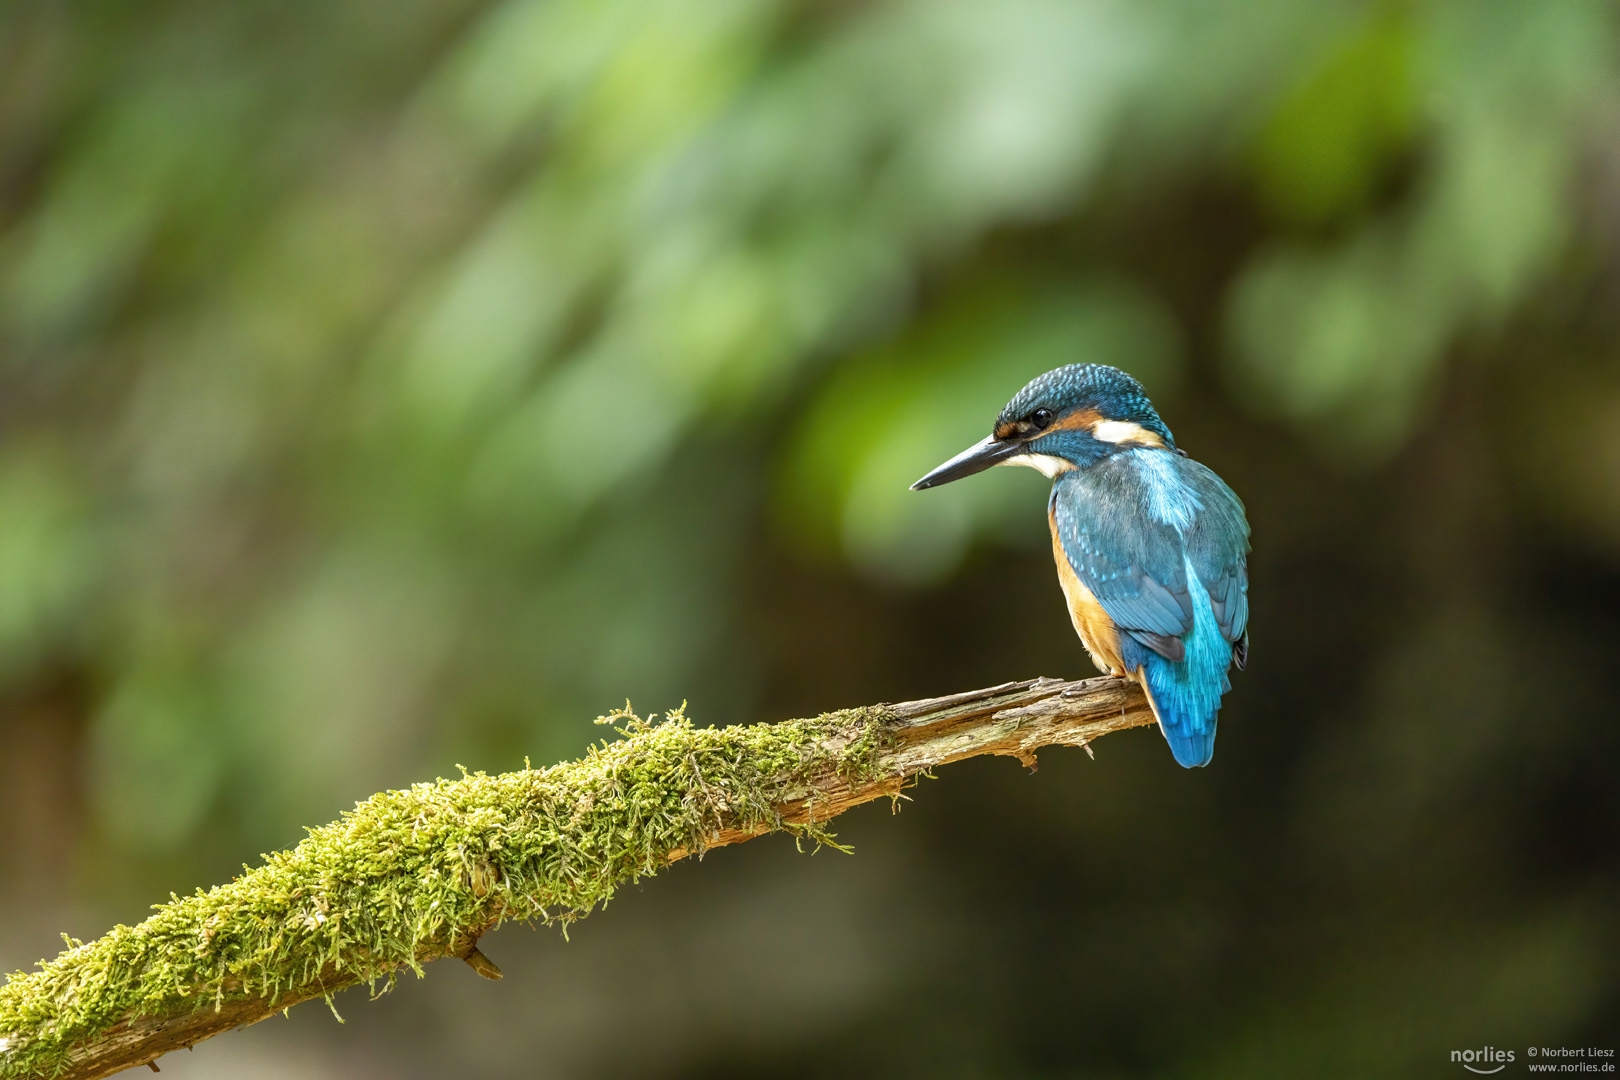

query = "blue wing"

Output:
[[1050, 451, 1249, 652], [1050, 450, 1250, 766], [1182, 457, 1250, 654]]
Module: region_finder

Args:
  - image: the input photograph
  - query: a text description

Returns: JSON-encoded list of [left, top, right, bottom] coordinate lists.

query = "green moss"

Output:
[[0, 704, 896, 1079]]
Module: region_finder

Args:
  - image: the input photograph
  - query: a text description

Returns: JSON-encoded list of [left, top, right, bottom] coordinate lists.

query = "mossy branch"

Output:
[[0, 675, 1153, 1080]]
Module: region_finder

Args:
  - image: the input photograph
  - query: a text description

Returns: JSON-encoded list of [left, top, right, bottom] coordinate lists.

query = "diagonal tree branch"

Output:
[[0, 675, 1153, 1080]]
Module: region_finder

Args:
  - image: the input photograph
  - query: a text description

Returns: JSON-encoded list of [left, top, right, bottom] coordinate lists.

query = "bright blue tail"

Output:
[[1138, 561, 1232, 768]]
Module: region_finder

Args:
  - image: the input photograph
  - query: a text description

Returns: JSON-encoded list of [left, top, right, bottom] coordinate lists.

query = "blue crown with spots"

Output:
[[997, 364, 1175, 447]]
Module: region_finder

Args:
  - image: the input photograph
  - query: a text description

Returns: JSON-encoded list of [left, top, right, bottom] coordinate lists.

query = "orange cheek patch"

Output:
[[1047, 408, 1103, 434]]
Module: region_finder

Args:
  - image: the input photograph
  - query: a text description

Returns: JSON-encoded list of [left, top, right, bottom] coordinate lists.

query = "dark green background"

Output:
[[2, 1, 1616, 1075]]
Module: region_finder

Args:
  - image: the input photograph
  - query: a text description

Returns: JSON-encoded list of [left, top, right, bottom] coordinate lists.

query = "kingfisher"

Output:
[[911, 364, 1249, 767]]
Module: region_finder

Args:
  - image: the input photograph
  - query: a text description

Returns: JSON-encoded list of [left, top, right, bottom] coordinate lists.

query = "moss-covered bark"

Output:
[[0, 675, 1151, 1080], [0, 704, 891, 1079]]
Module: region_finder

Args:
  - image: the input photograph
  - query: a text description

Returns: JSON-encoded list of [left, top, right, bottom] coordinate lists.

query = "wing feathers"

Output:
[[1051, 451, 1249, 650]]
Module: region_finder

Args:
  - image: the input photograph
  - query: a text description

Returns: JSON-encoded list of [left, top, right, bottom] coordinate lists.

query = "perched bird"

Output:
[[911, 364, 1249, 767]]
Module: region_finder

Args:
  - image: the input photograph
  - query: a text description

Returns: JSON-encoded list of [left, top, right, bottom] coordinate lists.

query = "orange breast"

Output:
[[1049, 510, 1125, 677]]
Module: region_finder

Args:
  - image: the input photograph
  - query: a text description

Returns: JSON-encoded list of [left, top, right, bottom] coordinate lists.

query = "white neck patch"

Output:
[[1093, 420, 1165, 447]]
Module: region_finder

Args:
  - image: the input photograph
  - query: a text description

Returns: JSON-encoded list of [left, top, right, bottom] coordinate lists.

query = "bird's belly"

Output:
[[1049, 524, 1125, 676]]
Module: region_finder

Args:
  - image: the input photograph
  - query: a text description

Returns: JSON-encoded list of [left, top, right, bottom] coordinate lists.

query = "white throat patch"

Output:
[[1002, 453, 1075, 479]]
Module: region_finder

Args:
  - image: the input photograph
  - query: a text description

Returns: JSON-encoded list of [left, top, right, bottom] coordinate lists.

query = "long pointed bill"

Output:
[[910, 435, 1024, 490]]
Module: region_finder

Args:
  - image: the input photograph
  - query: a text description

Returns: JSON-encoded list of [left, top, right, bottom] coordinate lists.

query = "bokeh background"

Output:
[[3, 1, 1618, 1076]]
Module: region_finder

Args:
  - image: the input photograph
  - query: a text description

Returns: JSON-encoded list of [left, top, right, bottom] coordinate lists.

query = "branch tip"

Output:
[[459, 945, 504, 981]]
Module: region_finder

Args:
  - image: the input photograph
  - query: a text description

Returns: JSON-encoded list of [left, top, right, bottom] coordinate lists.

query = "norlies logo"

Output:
[[1453, 1047, 1516, 1074]]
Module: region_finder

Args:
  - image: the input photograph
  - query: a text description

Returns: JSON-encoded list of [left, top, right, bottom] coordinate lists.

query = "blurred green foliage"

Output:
[[3, 0, 1619, 1075], [5, 0, 1607, 842]]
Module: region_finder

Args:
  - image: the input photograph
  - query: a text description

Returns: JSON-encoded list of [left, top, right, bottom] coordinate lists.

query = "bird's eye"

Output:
[[1030, 408, 1054, 431]]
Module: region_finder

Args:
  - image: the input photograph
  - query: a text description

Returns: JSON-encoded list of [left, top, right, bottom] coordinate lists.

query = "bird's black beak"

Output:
[[910, 435, 1023, 490]]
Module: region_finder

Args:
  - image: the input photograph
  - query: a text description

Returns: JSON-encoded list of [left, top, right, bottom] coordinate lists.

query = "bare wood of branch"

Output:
[[0, 676, 1153, 1080]]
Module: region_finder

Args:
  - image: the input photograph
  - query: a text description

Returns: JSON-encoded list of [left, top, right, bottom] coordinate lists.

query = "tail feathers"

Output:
[[1132, 557, 1232, 768], [1138, 673, 1217, 768]]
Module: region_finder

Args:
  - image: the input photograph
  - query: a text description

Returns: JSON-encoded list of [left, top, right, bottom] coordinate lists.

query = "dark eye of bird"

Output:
[[1031, 408, 1053, 431]]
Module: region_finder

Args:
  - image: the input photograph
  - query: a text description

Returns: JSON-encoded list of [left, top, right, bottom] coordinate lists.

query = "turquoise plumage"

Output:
[[1138, 559, 1229, 767]]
